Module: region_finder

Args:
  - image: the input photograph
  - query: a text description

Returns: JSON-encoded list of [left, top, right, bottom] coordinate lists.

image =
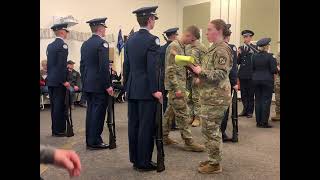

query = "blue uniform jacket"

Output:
[[228, 43, 238, 87], [46, 38, 68, 87], [237, 43, 258, 79], [123, 29, 161, 100], [80, 34, 111, 93], [252, 51, 277, 81], [159, 41, 171, 91]]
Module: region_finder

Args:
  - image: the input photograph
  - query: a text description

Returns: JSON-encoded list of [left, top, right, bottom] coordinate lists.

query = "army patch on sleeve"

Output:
[[218, 57, 226, 65], [103, 42, 109, 48], [155, 38, 160, 46], [63, 44, 68, 49]]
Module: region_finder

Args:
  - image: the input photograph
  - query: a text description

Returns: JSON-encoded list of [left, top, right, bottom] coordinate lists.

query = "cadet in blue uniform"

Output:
[[123, 6, 162, 171], [160, 27, 179, 130], [80, 17, 114, 150], [252, 38, 277, 128], [238, 30, 258, 118], [46, 23, 71, 137], [220, 24, 239, 142]]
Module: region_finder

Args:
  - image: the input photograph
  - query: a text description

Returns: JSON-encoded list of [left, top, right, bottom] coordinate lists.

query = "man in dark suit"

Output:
[[160, 27, 179, 130], [237, 30, 258, 118], [123, 6, 162, 171], [46, 23, 71, 137], [80, 17, 113, 150]]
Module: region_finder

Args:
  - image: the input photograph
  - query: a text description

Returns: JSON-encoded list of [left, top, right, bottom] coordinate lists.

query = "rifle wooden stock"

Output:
[[65, 89, 74, 137], [107, 94, 116, 149]]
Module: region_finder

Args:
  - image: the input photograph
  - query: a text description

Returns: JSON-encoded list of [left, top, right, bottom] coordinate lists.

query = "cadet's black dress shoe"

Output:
[[247, 114, 253, 118], [134, 162, 157, 172], [239, 111, 247, 116], [261, 124, 273, 128], [171, 126, 179, 131], [52, 133, 66, 137], [87, 143, 110, 150], [222, 133, 232, 142]]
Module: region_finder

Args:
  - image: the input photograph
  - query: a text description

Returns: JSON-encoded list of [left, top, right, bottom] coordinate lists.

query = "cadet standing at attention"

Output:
[[252, 38, 277, 128], [163, 25, 205, 152], [185, 25, 207, 127], [271, 49, 280, 121], [160, 27, 179, 130], [46, 23, 71, 137], [220, 24, 239, 142], [238, 30, 258, 118], [189, 19, 232, 174], [80, 17, 113, 150], [123, 6, 162, 171]]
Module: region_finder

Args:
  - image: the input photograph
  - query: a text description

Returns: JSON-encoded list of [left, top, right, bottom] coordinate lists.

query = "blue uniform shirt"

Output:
[[123, 28, 161, 100], [46, 37, 68, 87], [80, 34, 111, 93]]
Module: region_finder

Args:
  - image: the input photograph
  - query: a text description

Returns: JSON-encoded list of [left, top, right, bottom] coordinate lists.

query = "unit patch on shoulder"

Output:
[[103, 43, 109, 48], [63, 44, 68, 49], [233, 46, 237, 52], [155, 38, 160, 46], [218, 57, 226, 65]]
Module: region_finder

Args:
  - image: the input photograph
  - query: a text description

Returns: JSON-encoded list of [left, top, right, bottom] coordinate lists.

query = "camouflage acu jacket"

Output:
[[198, 40, 233, 106], [186, 40, 208, 65], [164, 40, 187, 92]]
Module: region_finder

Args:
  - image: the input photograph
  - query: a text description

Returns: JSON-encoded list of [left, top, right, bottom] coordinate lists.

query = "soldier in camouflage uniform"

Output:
[[272, 51, 280, 121], [163, 26, 205, 152], [189, 19, 232, 174], [186, 39, 208, 127]]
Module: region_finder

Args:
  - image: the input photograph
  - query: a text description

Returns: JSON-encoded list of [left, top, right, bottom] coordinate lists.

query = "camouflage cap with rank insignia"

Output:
[[51, 23, 69, 32], [86, 17, 108, 28], [132, 6, 159, 20]]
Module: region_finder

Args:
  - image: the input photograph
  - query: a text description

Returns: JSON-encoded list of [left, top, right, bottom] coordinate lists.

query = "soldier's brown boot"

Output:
[[191, 118, 200, 127], [199, 160, 210, 167], [163, 136, 179, 145], [198, 163, 222, 174], [271, 113, 280, 121], [183, 139, 205, 152], [189, 116, 195, 124]]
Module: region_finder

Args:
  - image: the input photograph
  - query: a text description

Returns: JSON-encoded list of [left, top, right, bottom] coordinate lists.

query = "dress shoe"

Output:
[[135, 162, 157, 172], [222, 133, 232, 142], [261, 124, 273, 128], [239, 111, 247, 116], [79, 102, 87, 108], [247, 114, 253, 118], [87, 143, 109, 150], [171, 126, 179, 130], [52, 133, 66, 137]]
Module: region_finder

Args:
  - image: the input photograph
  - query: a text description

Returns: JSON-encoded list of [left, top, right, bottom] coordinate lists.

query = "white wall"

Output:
[[177, 0, 241, 47], [40, 0, 178, 72]]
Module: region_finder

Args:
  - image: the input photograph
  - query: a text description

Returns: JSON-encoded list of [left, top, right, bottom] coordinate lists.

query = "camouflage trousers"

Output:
[[274, 79, 280, 114], [200, 105, 228, 165], [163, 91, 193, 140], [187, 78, 201, 119]]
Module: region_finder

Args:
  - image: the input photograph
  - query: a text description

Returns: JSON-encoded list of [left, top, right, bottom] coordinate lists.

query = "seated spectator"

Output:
[[109, 61, 125, 103], [40, 144, 81, 178], [66, 60, 81, 109], [40, 59, 49, 97]]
